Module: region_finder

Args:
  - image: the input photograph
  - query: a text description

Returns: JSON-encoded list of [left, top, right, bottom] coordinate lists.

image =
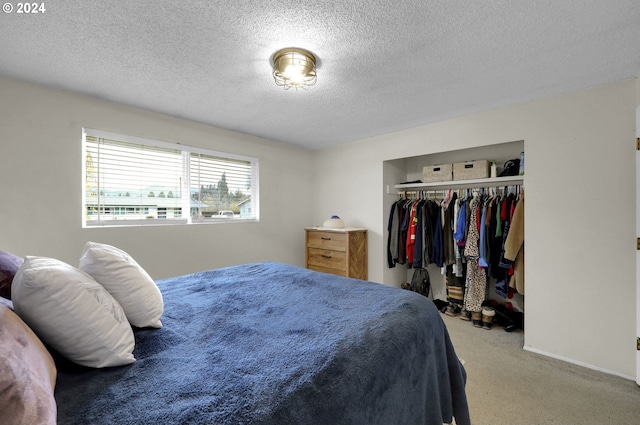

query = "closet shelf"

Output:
[[395, 175, 524, 191]]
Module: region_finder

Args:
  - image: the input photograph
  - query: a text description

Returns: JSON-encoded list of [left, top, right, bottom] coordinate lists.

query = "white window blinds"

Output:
[[82, 129, 259, 227]]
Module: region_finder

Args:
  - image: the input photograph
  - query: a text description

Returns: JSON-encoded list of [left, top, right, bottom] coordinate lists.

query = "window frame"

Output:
[[82, 128, 259, 228]]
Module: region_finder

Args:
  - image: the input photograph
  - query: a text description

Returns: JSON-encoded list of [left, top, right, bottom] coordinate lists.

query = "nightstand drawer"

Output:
[[307, 248, 347, 271], [306, 231, 347, 251]]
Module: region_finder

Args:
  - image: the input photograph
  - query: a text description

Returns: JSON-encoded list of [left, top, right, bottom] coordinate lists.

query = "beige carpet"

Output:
[[441, 313, 640, 425]]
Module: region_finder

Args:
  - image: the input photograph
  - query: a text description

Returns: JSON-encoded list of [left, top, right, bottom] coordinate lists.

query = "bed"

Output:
[[2, 248, 469, 425]]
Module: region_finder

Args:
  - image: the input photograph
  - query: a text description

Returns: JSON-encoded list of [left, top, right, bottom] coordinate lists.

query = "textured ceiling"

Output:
[[1, 1, 639, 149]]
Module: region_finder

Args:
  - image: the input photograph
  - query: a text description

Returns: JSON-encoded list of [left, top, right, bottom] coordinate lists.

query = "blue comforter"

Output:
[[55, 262, 470, 425]]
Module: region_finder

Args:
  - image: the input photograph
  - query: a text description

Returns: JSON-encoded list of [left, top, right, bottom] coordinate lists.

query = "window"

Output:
[[82, 129, 259, 227]]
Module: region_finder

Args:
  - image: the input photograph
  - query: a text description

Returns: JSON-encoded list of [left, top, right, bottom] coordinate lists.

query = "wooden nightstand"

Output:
[[305, 227, 367, 280]]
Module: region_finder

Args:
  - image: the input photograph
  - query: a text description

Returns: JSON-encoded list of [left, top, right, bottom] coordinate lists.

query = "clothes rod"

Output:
[[398, 185, 520, 197]]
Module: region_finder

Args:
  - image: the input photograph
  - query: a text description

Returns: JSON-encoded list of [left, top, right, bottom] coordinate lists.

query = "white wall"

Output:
[[312, 80, 637, 378], [0, 76, 313, 279]]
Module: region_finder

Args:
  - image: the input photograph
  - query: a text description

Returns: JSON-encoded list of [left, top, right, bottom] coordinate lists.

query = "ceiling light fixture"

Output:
[[272, 47, 317, 90]]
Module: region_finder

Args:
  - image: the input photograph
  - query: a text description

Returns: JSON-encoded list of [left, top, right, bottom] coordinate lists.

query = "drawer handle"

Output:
[[321, 237, 331, 240], [322, 254, 332, 259]]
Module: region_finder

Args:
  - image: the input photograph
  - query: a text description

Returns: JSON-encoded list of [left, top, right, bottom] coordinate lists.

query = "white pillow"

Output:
[[79, 242, 163, 329], [11, 256, 135, 368]]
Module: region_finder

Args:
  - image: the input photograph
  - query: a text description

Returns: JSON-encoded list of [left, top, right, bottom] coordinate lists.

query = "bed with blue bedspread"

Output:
[[54, 262, 470, 425]]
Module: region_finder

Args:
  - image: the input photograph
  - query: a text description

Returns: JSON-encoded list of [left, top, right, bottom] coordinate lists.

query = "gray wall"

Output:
[[0, 76, 313, 279]]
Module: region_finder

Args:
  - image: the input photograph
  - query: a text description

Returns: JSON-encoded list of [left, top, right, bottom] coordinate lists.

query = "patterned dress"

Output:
[[463, 196, 487, 313]]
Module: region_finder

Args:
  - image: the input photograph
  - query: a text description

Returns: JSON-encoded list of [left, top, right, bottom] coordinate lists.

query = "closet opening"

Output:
[[382, 140, 525, 334]]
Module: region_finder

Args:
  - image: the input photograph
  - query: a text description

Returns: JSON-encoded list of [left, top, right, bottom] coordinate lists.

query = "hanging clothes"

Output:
[[463, 258, 487, 313], [387, 201, 399, 268], [453, 198, 467, 244], [387, 198, 409, 267], [442, 192, 458, 267], [504, 190, 524, 295], [489, 196, 505, 278], [478, 199, 490, 268], [431, 202, 444, 267], [461, 195, 488, 313], [412, 200, 425, 268], [463, 195, 481, 258], [387, 185, 523, 308], [405, 200, 419, 268], [398, 199, 411, 264], [422, 200, 439, 266], [498, 194, 516, 269]]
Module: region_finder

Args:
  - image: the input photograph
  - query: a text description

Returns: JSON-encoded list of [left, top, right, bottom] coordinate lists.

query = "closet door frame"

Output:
[[636, 117, 640, 385]]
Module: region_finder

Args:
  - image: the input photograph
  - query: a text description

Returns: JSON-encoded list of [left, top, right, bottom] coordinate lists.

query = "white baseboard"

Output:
[[522, 345, 635, 382]]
